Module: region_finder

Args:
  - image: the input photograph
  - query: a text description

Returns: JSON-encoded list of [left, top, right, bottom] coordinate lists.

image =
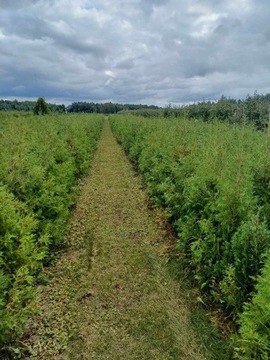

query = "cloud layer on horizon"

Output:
[[1, 0, 270, 105]]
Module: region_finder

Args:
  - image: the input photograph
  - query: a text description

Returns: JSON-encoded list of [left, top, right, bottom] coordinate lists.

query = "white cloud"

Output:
[[191, 13, 224, 38]]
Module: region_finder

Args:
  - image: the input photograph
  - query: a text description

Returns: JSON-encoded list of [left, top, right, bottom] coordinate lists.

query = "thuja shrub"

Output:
[[0, 184, 48, 347], [110, 114, 270, 355], [0, 112, 103, 350], [0, 113, 103, 247], [235, 253, 270, 359]]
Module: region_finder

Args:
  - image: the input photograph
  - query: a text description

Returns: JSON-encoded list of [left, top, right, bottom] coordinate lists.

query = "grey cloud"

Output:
[[115, 59, 135, 70], [1, 0, 270, 105], [1, 14, 48, 40], [139, 0, 169, 14], [0, 0, 35, 9], [55, 36, 107, 57]]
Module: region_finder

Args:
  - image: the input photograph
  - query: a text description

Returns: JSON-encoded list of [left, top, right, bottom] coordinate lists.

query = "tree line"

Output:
[[2, 93, 270, 130], [0, 99, 159, 114], [119, 92, 270, 130], [66, 101, 159, 114], [165, 92, 270, 130], [0, 99, 65, 113]]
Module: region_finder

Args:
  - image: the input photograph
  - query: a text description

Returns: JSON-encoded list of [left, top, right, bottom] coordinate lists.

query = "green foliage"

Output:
[[162, 92, 270, 130], [67, 101, 160, 114], [33, 97, 49, 115], [235, 254, 270, 359], [110, 114, 270, 357], [0, 184, 45, 348], [0, 99, 66, 112], [0, 112, 103, 352]]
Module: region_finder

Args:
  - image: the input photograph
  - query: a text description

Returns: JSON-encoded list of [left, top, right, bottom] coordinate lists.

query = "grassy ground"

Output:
[[24, 120, 231, 359]]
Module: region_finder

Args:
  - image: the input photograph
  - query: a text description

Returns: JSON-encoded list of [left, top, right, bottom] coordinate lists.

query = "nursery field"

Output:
[[111, 114, 270, 358], [1, 111, 269, 359], [24, 120, 226, 359]]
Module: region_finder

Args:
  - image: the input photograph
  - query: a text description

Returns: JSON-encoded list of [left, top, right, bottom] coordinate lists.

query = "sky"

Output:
[[1, 0, 270, 106]]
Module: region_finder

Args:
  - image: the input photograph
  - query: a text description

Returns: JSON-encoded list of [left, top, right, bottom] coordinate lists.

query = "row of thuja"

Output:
[[110, 114, 270, 359], [0, 113, 103, 353]]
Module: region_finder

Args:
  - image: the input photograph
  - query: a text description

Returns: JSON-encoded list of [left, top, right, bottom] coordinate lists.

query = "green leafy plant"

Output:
[[0, 112, 103, 353], [110, 114, 270, 357], [235, 253, 270, 359]]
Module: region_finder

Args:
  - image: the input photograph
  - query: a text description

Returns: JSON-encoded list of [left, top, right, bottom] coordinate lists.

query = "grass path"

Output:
[[25, 120, 224, 359]]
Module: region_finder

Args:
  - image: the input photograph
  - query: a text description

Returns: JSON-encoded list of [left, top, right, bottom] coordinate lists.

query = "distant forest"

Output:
[[124, 92, 270, 130], [1, 92, 270, 129], [0, 99, 158, 114], [0, 99, 66, 113], [165, 92, 270, 130]]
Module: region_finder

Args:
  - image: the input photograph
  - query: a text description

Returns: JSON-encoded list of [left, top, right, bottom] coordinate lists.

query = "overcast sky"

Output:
[[1, 0, 270, 106]]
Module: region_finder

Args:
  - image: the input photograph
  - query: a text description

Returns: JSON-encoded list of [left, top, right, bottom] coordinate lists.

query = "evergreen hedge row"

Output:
[[111, 115, 270, 358], [0, 112, 103, 353]]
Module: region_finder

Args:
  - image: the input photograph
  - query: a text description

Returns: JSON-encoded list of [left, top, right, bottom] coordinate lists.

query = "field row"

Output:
[[111, 114, 270, 359], [0, 113, 103, 353]]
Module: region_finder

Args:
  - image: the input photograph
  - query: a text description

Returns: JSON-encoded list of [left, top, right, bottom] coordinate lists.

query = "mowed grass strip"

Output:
[[65, 120, 206, 359], [25, 120, 223, 359]]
